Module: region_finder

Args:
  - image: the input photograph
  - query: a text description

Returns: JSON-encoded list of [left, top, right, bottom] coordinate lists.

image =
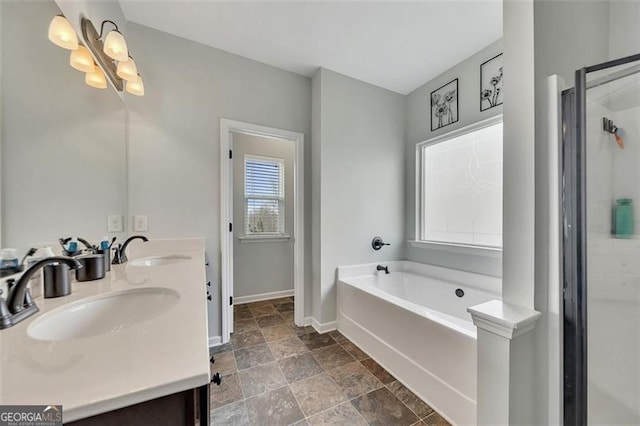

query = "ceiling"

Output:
[[120, 1, 502, 95]]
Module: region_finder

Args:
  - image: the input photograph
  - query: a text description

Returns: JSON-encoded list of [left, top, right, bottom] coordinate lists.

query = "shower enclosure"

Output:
[[563, 53, 640, 425]]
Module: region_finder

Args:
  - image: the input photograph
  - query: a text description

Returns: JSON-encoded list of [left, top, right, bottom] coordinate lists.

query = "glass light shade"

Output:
[[103, 30, 128, 62], [48, 15, 78, 50], [116, 58, 138, 82], [85, 67, 107, 89], [126, 75, 144, 96], [69, 45, 95, 73]]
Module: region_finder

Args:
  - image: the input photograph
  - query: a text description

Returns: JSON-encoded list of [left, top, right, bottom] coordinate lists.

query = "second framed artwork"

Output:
[[480, 53, 503, 111], [430, 78, 458, 131]]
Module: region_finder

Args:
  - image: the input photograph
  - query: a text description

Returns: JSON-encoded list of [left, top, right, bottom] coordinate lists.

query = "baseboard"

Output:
[[311, 318, 337, 334], [234, 289, 294, 305], [208, 336, 222, 347]]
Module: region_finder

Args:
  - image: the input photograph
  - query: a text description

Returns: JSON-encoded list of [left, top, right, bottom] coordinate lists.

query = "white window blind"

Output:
[[244, 155, 285, 235]]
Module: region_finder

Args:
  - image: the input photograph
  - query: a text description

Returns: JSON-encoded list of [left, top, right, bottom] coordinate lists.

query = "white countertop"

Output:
[[0, 238, 210, 422]]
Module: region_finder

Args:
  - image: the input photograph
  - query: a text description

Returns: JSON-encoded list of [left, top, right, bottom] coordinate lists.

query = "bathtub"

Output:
[[336, 260, 501, 426]]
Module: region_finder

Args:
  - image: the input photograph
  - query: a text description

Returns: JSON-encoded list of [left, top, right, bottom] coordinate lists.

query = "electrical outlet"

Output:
[[108, 215, 123, 233], [134, 215, 148, 232]]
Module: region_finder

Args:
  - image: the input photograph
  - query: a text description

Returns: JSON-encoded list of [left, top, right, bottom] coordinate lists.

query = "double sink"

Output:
[[27, 255, 191, 342]]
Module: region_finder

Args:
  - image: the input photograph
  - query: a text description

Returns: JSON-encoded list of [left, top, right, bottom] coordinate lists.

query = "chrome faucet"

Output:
[[0, 256, 82, 329], [376, 265, 390, 274], [112, 235, 149, 264]]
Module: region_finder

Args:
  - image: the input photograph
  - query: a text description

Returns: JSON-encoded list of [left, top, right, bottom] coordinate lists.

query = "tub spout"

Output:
[[376, 265, 390, 274]]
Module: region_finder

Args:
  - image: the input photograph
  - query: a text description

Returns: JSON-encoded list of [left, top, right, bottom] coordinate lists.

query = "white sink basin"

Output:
[[28, 287, 180, 341], [129, 255, 192, 267]]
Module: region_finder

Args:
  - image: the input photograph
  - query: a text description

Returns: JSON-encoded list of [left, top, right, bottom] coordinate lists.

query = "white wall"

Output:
[[232, 132, 295, 298], [1, 1, 127, 252], [404, 39, 503, 278], [312, 68, 405, 325], [125, 23, 312, 340]]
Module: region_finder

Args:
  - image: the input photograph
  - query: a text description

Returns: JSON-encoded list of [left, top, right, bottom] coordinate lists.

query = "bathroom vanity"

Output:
[[0, 239, 211, 424]]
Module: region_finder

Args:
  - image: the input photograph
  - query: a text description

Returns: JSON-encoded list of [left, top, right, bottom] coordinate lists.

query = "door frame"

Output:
[[220, 119, 305, 344]]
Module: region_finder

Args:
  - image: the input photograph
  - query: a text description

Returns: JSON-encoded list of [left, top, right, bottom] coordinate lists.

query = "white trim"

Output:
[[303, 316, 313, 326], [311, 318, 338, 334], [208, 336, 222, 347], [234, 289, 294, 305], [238, 235, 291, 243], [467, 300, 541, 340], [408, 240, 502, 258], [220, 119, 305, 344]]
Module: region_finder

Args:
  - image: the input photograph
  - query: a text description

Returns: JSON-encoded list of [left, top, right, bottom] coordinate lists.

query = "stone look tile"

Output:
[[255, 314, 284, 328], [340, 341, 368, 361], [294, 326, 316, 337], [289, 373, 347, 417], [279, 311, 295, 321], [274, 302, 294, 312], [306, 402, 368, 426], [387, 380, 434, 418], [210, 342, 233, 355], [278, 353, 324, 383], [211, 350, 237, 376], [327, 361, 382, 399], [267, 336, 309, 360], [237, 362, 286, 398], [271, 296, 293, 304], [422, 412, 451, 425], [361, 358, 395, 384], [311, 344, 355, 370], [231, 329, 265, 350], [233, 318, 259, 334], [234, 307, 254, 321], [328, 330, 348, 344], [210, 400, 250, 426], [299, 331, 336, 350], [351, 387, 419, 426], [260, 324, 293, 341], [234, 343, 275, 370], [245, 385, 304, 426], [210, 372, 244, 409], [411, 421, 427, 426], [248, 304, 278, 317]]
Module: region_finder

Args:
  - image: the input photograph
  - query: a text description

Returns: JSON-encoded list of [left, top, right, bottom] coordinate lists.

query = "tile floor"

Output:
[[209, 297, 451, 426]]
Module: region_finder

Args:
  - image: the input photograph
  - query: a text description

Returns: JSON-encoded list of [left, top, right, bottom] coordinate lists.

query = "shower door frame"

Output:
[[563, 52, 640, 426]]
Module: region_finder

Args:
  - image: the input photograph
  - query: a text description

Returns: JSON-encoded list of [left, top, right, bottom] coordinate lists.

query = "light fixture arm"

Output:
[[97, 20, 120, 39]]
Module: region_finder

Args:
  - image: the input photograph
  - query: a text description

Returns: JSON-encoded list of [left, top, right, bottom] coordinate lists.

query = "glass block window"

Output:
[[419, 120, 503, 248], [244, 155, 285, 235]]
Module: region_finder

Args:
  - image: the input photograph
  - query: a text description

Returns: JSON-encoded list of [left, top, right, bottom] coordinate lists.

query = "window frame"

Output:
[[413, 114, 503, 257], [243, 154, 286, 237]]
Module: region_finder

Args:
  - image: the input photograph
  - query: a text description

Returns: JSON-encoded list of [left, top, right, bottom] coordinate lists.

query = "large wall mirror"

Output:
[[1, 0, 128, 253]]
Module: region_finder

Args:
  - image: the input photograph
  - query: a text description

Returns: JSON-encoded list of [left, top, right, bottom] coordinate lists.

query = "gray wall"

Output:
[[1, 1, 127, 252], [312, 68, 405, 324], [232, 132, 295, 299], [404, 39, 503, 278], [125, 23, 312, 340]]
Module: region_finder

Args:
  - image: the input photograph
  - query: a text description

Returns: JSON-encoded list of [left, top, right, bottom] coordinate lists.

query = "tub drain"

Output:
[[455, 288, 464, 298]]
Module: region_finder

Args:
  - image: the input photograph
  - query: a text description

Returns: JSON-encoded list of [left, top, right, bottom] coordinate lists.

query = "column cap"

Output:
[[468, 299, 541, 339]]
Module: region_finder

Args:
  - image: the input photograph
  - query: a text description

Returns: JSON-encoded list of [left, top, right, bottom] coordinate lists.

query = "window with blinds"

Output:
[[244, 155, 285, 235]]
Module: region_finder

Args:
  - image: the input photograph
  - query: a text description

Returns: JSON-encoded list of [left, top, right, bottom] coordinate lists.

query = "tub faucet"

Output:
[[1, 256, 82, 329], [112, 235, 149, 264], [376, 265, 390, 274]]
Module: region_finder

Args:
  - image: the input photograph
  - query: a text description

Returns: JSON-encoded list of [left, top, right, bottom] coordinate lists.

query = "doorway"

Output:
[[220, 119, 305, 344]]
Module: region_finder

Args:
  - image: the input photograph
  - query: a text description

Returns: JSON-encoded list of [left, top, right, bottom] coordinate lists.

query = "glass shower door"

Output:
[[564, 54, 640, 426]]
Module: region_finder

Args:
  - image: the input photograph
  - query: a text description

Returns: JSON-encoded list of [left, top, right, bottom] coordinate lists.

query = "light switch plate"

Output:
[[134, 215, 148, 232], [108, 215, 123, 232]]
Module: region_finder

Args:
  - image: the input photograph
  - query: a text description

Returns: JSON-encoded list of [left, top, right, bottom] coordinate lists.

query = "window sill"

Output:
[[238, 235, 291, 243], [408, 240, 502, 258]]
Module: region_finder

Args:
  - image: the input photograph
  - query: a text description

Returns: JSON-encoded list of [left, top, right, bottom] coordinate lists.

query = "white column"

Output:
[[469, 300, 541, 425]]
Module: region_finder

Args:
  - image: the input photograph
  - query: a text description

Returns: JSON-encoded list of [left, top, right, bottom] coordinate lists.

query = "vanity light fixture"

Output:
[[69, 45, 95, 73], [99, 21, 128, 62], [116, 56, 138, 82], [85, 66, 107, 89], [48, 15, 78, 50], [126, 74, 145, 96]]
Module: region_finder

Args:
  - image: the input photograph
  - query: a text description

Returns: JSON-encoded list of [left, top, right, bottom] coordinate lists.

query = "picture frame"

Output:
[[430, 78, 459, 131], [480, 53, 503, 111]]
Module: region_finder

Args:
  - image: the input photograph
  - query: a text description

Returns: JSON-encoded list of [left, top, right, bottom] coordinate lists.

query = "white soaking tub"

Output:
[[336, 260, 501, 426]]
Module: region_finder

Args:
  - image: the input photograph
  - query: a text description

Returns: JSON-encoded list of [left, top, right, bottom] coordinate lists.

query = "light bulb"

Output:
[[69, 45, 95, 73], [103, 30, 128, 62], [85, 66, 107, 89], [116, 58, 138, 82], [126, 74, 144, 96], [48, 15, 78, 50]]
